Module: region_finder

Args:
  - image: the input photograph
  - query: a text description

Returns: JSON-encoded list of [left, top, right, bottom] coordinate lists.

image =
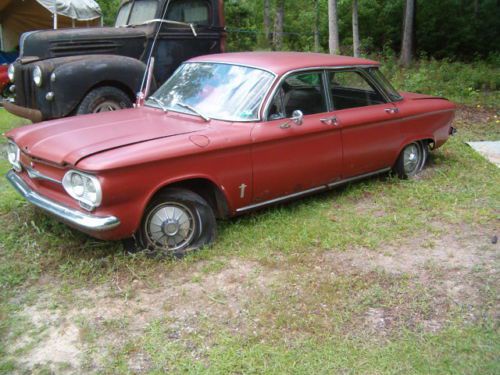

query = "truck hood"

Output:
[[21, 26, 147, 61], [7, 107, 204, 166]]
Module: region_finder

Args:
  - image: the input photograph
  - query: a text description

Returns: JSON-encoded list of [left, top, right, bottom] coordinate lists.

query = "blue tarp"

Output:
[[0, 51, 18, 65]]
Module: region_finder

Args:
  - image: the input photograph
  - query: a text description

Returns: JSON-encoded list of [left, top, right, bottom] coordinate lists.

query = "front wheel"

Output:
[[76, 86, 132, 115], [394, 141, 428, 178], [136, 188, 216, 257]]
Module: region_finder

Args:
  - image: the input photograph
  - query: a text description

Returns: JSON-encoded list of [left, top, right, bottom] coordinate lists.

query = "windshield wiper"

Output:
[[148, 96, 168, 112], [176, 102, 210, 122]]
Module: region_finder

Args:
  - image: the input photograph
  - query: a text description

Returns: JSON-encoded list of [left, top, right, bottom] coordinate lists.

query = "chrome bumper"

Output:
[[6, 170, 120, 232]]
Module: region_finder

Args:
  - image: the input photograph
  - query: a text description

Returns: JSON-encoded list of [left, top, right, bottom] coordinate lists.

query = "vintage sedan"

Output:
[[5, 52, 456, 256]]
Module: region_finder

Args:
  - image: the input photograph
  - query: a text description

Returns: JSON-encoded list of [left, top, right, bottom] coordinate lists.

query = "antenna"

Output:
[[137, 0, 172, 99]]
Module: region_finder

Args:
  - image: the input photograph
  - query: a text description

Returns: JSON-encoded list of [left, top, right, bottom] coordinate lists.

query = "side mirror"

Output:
[[291, 110, 303, 125]]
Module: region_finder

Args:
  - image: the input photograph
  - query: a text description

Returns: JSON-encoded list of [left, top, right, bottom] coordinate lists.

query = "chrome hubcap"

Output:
[[145, 202, 195, 251], [403, 144, 421, 175], [93, 100, 121, 113]]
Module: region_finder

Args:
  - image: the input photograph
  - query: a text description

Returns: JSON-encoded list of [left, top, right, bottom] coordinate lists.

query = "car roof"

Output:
[[188, 52, 379, 75]]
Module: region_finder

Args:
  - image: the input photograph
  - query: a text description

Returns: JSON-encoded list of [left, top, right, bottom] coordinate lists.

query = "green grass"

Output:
[[0, 67, 499, 373]]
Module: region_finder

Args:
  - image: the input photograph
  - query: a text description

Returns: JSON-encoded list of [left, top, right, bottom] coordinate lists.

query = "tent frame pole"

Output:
[[53, 0, 58, 29]]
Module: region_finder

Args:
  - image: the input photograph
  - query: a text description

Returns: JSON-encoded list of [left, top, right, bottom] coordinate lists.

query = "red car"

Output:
[[0, 65, 10, 97], [5, 52, 456, 256]]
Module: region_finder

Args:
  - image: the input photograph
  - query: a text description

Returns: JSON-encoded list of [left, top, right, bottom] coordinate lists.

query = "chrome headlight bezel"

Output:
[[33, 66, 43, 87], [8, 64, 15, 82], [62, 170, 102, 210], [7, 141, 21, 172]]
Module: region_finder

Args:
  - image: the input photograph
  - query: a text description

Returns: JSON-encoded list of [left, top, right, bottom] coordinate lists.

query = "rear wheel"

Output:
[[136, 188, 216, 257], [76, 86, 132, 115], [394, 141, 428, 178]]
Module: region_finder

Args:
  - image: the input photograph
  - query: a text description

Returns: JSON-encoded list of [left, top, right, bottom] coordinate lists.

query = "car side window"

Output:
[[328, 70, 385, 110], [268, 72, 328, 120], [167, 0, 210, 25]]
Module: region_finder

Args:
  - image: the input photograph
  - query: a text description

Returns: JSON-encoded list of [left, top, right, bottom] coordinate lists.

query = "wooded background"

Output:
[[98, 0, 499, 64]]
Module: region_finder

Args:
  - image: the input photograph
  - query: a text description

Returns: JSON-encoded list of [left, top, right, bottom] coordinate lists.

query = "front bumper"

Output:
[[6, 170, 120, 232], [3, 100, 43, 123]]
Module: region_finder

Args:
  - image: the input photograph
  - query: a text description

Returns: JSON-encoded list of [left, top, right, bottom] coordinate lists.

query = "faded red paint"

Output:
[[5, 52, 456, 241]]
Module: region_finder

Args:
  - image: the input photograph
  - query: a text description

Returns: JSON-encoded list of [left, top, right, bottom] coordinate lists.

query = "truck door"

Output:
[[153, 0, 225, 84]]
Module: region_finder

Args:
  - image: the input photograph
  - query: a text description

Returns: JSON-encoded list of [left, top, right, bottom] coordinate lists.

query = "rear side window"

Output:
[[167, 0, 210, 25], [328, 70, 385, 110], [269, 71, 327, 120]]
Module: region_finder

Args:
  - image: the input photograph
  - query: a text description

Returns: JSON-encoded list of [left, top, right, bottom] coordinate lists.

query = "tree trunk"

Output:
[[400, 0, 415, 67], [352, 0, 360, 57], [314, 0, 320, 52], [263, 0, 271, 46], [273, 0, 285, 51], [328, 0, 340, 54]]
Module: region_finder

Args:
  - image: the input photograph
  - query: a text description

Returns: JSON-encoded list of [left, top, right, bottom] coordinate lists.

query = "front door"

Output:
[[250, 70, 343, 204]]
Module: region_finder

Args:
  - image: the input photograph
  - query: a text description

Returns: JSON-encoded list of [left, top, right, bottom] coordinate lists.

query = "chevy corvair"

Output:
[[5, 52, 456, 256]]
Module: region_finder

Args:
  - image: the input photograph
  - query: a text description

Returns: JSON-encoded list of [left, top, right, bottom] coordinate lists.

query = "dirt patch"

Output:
[[9, 259, 281, 372], [322, 224, 499, 335], [325, 225, 497, 275]]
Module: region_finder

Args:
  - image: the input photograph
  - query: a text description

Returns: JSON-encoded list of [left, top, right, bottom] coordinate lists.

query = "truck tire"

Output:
[[76, 86, 132, 115]]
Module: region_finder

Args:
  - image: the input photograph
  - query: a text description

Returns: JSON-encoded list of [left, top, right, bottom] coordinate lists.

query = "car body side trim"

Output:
[[6, 170, 120, 232], [236, 167, 391, 213]]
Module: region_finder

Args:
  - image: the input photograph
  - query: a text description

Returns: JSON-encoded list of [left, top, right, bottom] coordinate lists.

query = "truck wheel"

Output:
[[136, 188, 217, 258], [76, 86, 132, 115]]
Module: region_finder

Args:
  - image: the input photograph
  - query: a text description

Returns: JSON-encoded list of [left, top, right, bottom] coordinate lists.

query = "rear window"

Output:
[[167, 0, 210, 25]]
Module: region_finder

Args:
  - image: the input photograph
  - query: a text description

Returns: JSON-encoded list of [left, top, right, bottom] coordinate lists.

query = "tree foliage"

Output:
[[96, 0, 499, 60], [226, 0, 499, 60]]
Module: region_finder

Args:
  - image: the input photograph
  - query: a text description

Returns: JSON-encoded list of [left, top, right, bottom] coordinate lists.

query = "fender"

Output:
[[115, 173, 232, 236], [49, 55, 148, 118]]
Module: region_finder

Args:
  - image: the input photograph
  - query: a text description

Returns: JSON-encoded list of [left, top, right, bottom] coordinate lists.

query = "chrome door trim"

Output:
[[236, 167, 391, 213]]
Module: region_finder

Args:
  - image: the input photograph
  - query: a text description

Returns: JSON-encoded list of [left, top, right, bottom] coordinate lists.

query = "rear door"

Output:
[[328, 69, 402, 177]]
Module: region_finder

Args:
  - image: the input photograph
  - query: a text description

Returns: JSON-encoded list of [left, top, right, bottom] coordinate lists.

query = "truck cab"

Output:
[[5, 0, 225, 122]]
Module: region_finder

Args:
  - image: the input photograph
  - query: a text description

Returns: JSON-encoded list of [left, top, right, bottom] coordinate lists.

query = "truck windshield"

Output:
[[147, 62, 275, 122], [115, 0, 158, 27]]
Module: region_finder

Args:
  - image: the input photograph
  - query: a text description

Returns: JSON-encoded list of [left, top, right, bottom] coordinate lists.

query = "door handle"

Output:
[[320, 116, 338, 126], [385, 107, 399, 114]]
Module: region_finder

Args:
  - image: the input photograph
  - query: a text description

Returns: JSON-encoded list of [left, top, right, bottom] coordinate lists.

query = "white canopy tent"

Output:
[[0, 0, 102, 51]]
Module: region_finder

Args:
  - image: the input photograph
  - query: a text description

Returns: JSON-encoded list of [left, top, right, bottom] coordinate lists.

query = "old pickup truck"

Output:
[[5, 0, 225, 122]]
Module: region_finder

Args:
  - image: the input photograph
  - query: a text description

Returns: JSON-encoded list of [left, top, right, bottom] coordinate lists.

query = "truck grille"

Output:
[[50, 40, 119, 57], [13, 65, 37, 109]]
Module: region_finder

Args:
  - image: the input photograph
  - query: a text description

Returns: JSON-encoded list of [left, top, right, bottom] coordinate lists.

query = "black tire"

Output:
[[76, 86, 132, 115], [394, 141, 428, 179], [136, 188, 216, 258]]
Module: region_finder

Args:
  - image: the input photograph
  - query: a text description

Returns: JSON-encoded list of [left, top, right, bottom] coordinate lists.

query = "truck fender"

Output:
[[50, 55, 148, 117]]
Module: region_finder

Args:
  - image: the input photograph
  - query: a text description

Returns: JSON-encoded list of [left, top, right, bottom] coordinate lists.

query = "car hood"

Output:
[[7, 107, 204, 166]]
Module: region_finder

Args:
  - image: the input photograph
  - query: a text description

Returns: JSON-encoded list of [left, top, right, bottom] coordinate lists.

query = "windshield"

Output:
[[369, 68, 402, 101], [147, 62, 276, 121], [115, 0, 158, 27]]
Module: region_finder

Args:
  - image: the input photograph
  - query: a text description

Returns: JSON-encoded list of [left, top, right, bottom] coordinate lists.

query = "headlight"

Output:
[[33, 66, 42, 87], [62, 170, 102, 210], [8, 64, 15, 82], [6, 141, 21, 172]]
